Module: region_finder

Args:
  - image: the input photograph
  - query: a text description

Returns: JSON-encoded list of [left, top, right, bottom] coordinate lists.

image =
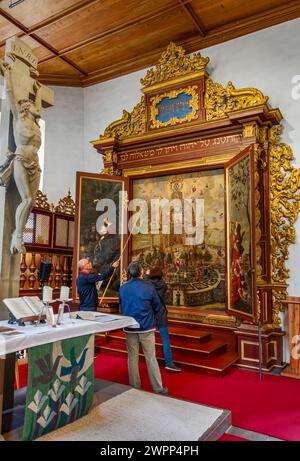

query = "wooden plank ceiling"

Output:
[[0, 0, 300, 87]]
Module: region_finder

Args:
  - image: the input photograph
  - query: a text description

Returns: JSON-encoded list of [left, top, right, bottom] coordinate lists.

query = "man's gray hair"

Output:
[[127, 261, 142, 278], [78, 258, 88, 270]]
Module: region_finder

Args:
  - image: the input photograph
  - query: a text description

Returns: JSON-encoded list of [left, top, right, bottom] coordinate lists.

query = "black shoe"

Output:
[[156, 386, 168, 395], [165, 363, 182, 372]]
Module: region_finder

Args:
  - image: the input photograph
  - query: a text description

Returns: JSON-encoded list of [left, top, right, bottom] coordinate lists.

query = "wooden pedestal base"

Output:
[[234, 324, 285, 371]]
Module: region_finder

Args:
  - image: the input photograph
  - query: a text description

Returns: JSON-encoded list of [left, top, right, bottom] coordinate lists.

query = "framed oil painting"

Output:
[[131, 168, 226, 312], [225, 145, 257, 320], [73, 172, 126, 303]]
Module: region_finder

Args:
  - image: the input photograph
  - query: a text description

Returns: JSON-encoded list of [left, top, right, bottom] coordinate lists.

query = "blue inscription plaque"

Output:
[[156, 92, 193, 123]]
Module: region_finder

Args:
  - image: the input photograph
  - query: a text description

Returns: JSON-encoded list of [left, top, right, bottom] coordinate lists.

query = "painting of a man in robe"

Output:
[[132, 169, 226, 311], [227, 155, 253, 315], [77, 177, 122, 299]]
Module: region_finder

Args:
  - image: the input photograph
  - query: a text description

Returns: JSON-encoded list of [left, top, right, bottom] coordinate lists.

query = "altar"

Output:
[[73, 42, 300, 372], [0, 313, 137, 440]]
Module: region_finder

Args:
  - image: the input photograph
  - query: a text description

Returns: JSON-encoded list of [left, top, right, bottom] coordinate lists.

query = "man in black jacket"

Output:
[[119, 262, 168, 395], [76, 258, 119, 311]]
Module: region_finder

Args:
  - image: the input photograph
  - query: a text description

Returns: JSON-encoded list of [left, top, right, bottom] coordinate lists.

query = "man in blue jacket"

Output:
[[76, 258, 119, 311], [119, 261, 168, 395]]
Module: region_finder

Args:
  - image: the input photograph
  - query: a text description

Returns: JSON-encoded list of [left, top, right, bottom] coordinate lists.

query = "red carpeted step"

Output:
[[97, 331, 227, 358], [98, 331, 227, 358], [165, 326, 212, 345], [164, 340, 227, 360], [97, 328, 211, 345]]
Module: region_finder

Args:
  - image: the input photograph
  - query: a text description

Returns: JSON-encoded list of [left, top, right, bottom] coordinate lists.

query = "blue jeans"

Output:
[[158, 325, 173, 366]]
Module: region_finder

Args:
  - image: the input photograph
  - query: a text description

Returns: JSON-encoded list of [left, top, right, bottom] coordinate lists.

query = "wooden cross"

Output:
[[4, 36, 54, 108]]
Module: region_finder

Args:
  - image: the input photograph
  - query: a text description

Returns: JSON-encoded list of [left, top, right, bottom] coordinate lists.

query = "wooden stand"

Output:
[[281, 297, 300, 379]]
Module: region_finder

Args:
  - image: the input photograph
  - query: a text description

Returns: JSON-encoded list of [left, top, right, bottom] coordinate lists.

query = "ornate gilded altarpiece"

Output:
[[88, 43, 300, 370]]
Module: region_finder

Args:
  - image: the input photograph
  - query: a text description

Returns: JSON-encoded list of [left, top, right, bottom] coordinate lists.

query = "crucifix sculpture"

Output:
[[0, 37, 54, 254]]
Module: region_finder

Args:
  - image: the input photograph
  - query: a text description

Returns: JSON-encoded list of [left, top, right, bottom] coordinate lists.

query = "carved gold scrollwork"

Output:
[[243, 123, 259, 139], [254, 144, 263, 282], [205, 79, 268, 121], [141, 42, 209, 88], [101, 167, 122, 176], [256, 290, 262, 323], [34, 190, 51, 210], [100, 97, 146, 140], [104, 151, 118, 163], [269, 125, 300, 286], [259, 127, 268, 144], [205, 79, 228, 120], [121, 268, 128, 285], [55, 190, 75, 215], [104, 151, 112, 162], [272, 288, 288, 327]]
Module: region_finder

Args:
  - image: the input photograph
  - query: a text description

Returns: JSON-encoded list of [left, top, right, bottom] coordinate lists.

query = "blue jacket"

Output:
[[119, 278, 163, 333], [76, 267, 114, 311]]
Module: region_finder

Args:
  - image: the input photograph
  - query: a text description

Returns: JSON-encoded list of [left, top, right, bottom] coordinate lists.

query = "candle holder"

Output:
[[35, 300, 56, 327], [55, 298, 74, 325]]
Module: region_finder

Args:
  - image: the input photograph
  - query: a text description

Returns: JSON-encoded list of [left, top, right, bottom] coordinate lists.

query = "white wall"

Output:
[[83, 70, 145, 172], [42, 86, 84, 205]]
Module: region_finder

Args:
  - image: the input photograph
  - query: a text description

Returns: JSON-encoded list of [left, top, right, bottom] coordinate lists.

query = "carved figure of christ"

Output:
[[0, 37, 53, 254]]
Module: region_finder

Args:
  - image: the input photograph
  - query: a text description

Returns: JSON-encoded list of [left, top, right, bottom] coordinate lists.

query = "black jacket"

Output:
[[76, 267, 114, 311], [146, 277, 168, 327]]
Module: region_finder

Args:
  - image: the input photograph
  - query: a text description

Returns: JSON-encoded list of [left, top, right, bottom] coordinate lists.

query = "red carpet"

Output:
[[218, 434, 248, 441], [17, 352, 300, 440]]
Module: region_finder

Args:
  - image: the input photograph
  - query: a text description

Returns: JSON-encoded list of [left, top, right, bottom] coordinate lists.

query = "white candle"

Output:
[[60, 286, 70, 301], [43, 286, 53, 302]]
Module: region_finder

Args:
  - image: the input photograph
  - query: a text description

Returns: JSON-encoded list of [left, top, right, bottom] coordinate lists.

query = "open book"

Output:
[[3, 296, 45, 322]]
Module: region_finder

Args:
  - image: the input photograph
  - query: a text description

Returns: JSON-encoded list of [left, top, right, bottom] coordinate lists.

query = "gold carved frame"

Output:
[[149, 86, 199, 129]]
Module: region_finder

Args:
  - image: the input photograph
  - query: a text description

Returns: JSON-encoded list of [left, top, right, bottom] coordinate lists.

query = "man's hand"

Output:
[[112, 260, 119, 269]]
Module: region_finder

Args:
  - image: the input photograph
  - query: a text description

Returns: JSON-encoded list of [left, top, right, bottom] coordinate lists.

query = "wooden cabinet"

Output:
[[282, 297, 300, 379]]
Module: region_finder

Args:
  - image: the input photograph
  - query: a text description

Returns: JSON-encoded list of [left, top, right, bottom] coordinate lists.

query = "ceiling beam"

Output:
[[30, 33, 88, 77], [0, 0, 100, 46], [25, 0, 100, 34], [180, 1, 300, 54], [0, 5, 27, 33], [178, 0, 206, 37], [37, 0, 193, 63], [0, 7, 88, 76], [80, 1, 300, 87]]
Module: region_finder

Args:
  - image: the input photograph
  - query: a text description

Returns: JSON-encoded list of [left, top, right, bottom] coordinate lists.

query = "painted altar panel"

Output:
[[225, 147, 256, 319], [74, 173, 124, 301], [131, 169, 226, 311]]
